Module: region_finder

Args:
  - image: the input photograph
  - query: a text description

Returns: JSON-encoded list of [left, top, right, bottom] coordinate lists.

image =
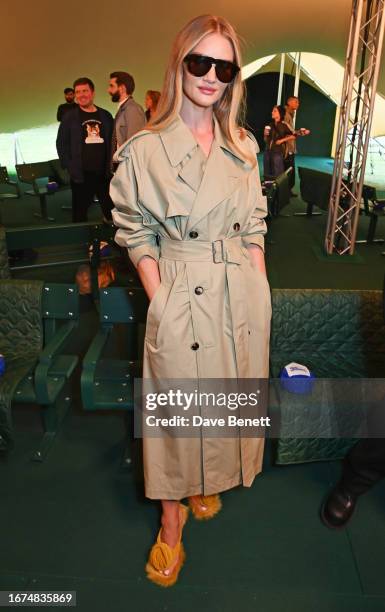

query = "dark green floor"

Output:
[[1, 161, 385, 611], [2, 406, 385, 612], [266, 203, 385, 291]]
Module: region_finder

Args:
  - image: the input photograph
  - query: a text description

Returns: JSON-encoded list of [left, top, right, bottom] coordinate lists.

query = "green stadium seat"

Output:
[[15, 160, 69, 222], [0, 280, 80, 461], [81, 286, 147, 412], [0, 166, 21, 225]]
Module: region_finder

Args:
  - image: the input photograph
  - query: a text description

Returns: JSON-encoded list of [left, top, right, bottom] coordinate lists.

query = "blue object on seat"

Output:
[[280, 362, 315, 395], [47, 181, 59, 193]]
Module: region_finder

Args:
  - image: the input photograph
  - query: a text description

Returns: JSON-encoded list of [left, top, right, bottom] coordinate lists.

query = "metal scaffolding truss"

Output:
[[325, 0, 385, 255]]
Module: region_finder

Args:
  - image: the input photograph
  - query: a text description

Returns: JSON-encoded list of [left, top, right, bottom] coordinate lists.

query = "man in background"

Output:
[[56, 87, 76, 122], [56, 77, 114, 222], [284, 96, 310, 196], [108, 71, 145, 170]]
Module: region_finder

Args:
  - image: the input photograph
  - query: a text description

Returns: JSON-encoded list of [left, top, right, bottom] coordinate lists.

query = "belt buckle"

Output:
[[212, 239, 224, 263]]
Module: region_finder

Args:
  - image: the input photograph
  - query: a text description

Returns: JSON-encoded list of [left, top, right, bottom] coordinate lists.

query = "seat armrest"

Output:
[[6, 180, 22, 197], [81, 327, 112, 410], [35, 321, 78, 403]]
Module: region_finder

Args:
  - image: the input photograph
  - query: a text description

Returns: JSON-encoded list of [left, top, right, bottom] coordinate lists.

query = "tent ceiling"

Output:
[[2, 0, 384, 132]]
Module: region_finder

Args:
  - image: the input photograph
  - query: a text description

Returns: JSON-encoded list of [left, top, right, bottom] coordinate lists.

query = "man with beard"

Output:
[[57, 87, 77, 122], [108, 71, 146, 171], [284, 96, 310, 196]]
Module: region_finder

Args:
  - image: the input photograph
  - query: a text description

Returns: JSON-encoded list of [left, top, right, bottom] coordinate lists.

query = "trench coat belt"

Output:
[[159, 236, 243, 264], [159, 236, 250, 377]]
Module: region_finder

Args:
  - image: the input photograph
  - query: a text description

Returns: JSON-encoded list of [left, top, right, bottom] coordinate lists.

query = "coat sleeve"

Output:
[[110, 143, 160, 268], [241, 133, 268, 253]]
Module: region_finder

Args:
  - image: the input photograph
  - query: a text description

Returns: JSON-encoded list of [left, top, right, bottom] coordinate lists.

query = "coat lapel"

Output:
[[159, 115, 247, 226], [184, 119, 246, 235], [159, 117, 199, 218], [177, 153, 205, 193]]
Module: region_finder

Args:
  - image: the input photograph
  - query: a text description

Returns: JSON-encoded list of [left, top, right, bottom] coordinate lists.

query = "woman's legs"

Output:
[[272, 152, 285, 177], [264, 151, 285, 179], [146, 499, 188, 586], [263, 150, 273, 180], [159, 500, 182, 576]]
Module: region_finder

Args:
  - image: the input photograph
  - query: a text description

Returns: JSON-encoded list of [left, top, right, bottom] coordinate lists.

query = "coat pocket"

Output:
[[145, 283, 170, 347]]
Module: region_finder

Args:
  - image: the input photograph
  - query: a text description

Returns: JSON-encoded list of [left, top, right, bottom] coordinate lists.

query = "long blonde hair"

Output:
[[147, 15, 254, 165]]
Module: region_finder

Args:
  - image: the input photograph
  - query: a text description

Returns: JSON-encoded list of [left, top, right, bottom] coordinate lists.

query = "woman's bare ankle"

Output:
[[161, 514, 180, 548]]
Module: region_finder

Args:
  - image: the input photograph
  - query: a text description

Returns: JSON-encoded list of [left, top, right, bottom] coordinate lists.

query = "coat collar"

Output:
[[118, 96, 134, 112], [213, 118, 248, 165], [159, 114, 247, 168], [159, 115, 249, 230], [159, 115, 198, 167]]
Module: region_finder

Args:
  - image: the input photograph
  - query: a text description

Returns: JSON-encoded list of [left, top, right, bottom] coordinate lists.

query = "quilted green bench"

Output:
[[0, 279, 79, 461], [270, 288, 385, 464]]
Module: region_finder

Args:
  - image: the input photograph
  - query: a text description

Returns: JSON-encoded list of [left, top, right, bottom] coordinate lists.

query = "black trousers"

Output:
[[263, 150, 285, 180], [71, 172, 113, 223], [283, 153, 296, 190], [341, 439, 385, 496]]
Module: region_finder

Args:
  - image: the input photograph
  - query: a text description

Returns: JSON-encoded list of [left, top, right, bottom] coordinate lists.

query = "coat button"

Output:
[[194, 286, 204, 295], [233, 222, 240, 231], [189, 231, 198, 239], [191, 342, 199, 350]]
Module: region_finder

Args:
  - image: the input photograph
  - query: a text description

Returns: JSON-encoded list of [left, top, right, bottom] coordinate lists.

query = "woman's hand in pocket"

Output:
[[247, 244, 267, 276], [136, 255, 161, 300]]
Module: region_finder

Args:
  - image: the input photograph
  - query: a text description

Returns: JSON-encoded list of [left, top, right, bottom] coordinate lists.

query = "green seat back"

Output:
[[298, 167, 332, 211], [15, 161, 53, 184], [100, 286, 148, 324], [42, 283, 79, 321]]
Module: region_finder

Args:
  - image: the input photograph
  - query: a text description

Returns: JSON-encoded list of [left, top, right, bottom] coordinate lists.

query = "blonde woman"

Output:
[[111, 14, 271, 587], [144, 89, 161, 122]]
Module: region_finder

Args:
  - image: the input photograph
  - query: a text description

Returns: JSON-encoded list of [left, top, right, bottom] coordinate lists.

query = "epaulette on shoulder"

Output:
[[114, 129, 155, 161], [245, 130, 257, 145], [245, 130, 259, 154]]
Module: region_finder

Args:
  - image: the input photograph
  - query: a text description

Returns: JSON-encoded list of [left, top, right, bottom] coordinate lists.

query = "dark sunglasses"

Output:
[[184, 54, 240, 84]]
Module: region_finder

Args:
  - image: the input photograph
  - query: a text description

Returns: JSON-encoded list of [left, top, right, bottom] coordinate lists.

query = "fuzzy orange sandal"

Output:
[[188, 494, 222, 520], [145, 503, 189, 587]]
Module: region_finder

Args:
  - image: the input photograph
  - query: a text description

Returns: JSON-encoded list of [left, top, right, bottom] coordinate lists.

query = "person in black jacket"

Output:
[[56, 77, 114, 222], [263, 105, 296, 180], [56, 88, 77, 122]]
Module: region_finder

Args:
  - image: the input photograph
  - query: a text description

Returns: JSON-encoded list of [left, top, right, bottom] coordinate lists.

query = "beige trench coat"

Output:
[[110, 115, 271, 500]]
